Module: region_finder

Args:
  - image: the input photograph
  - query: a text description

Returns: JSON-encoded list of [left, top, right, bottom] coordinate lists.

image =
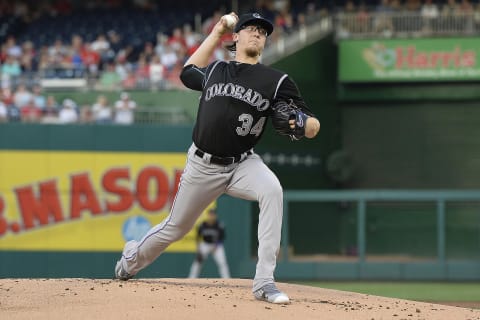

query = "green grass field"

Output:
[[291, 281, 480, 302]]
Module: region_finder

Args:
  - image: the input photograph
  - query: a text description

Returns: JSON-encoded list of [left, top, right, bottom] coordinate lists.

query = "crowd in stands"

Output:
[[337, 0, 480, 38], [2, 0, 479, 124], [0, 0, 324, 124], [0, 86, 137, 124]]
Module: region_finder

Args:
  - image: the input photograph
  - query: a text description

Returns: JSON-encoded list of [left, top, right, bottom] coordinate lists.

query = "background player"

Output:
[[188, 208, 230, 279], [114, 12, 320, 304]]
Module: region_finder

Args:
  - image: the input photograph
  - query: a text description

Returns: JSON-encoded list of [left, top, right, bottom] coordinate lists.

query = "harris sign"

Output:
[[339, 38, 480, 82]]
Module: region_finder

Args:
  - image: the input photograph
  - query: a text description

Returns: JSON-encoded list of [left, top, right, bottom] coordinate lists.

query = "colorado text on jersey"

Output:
[[204, 82, 270, 111]]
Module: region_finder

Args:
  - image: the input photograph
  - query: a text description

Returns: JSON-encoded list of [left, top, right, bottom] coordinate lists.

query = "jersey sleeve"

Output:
[[179, 64, 207, 91], [274, 76, 316, 117]]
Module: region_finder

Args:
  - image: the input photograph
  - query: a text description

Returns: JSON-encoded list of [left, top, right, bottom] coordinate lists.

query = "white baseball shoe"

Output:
[[114, 260, 134, 281], [253, 283, 290, 304]]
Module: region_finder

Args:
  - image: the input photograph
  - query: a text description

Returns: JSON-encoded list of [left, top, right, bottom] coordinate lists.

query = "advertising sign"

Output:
[[0, 151, 209, 252], [339, 38, 480, 82]]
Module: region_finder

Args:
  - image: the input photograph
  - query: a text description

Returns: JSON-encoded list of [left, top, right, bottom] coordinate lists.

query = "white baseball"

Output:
[[223, 14, 237, 28]]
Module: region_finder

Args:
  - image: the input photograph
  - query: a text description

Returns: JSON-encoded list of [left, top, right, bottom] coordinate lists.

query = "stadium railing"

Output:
[[282, 189, 480, 264], [334, 11, 480, 39]]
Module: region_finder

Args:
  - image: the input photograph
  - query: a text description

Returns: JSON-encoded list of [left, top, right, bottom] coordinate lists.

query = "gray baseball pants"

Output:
[[118, 143, 283, 292]]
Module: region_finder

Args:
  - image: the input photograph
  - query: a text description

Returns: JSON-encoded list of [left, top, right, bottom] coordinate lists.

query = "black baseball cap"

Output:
[[234, 13, 274, 36]]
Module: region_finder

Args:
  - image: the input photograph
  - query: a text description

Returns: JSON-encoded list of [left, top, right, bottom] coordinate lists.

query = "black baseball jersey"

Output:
[[180, 60, 314, 157], [197, 221, 225, 244]]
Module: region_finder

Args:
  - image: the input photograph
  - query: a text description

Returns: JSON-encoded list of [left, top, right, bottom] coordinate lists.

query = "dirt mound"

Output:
[[1, 278, 479, 320]]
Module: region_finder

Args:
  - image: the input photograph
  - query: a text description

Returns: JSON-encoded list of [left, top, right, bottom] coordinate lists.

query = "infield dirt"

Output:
[[1, 278, 479, 320]]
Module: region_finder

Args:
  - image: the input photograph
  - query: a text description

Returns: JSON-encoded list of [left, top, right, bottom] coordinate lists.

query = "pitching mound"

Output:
[[1, 278, 479, 320]]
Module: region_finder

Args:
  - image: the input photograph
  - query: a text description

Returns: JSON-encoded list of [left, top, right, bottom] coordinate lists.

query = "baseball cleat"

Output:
[[114, 260, 134, 281], [253, 283, 290, 304]]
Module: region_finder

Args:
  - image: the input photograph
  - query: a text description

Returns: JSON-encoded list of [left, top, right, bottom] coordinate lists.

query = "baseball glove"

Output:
[[271, 99, 308, 141]]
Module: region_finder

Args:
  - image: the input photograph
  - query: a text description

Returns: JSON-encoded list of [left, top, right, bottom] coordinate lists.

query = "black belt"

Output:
[[194, 149, 252, 166]]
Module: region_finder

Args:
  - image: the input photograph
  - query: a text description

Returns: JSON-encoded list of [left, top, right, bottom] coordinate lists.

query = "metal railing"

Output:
[[262, 12, 333, 65], [282, 190, 480, 264], [133, 106, 191, 125], [334, 11, 480, 39]]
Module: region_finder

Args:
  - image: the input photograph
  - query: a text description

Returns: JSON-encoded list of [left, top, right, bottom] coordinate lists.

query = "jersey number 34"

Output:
[[236, 114, 266, 137]]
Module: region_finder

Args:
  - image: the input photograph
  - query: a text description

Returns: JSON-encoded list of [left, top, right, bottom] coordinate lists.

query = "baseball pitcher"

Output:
[[115, 12, 321, 304]]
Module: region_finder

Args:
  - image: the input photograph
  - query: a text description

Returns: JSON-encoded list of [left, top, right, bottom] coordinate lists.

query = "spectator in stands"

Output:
[[32, 85, 46, 110], [7, 104, 21, 122], [81, 43, 101, 76], [36, 48, 48, 71], [297, 12, 307, 29], [91, 34, 111, 63], [0, 44, 7, 64], [356, 3, 370, 33], [20, 41, 36, 72], [337, 1, 356, 38], [160, 45, 179, 71], [168, 27, 187, 60], [106, 30, 122, 61], [121, 70, 137, 89], [275, 10, 295, 35], [20, 98, 42, 123], [460, 0, 473, 13], [273, 0, 290, 13], [13, 84, 32, 109], [183, 24, 201, 57], [98, 62, 122, 90], [441, 0, 461, 31], [5, 36, 22, 58], [79, 104, 93, 123], [42, 95, 59, 123], [474, 3, 480, 29], [1, 88, 14, 106], [135, 56, 150, 87], [1, 55, 21, 79], [460, 0, 474, 32], [58, 98, 78, 124], [459, 0, 474, 18], [304, 2, 319, 25], [115, 60, 129, 82], [422, 0, 440, 18], [390, 0, 403, 12], [0, 101, 7, 123], [117, 44, 137, 65], [142, 42, 155, 63], [375, 0, 394, 36], [71, 34, 83, 53], [442, 0, 460, 16], [0, 1, 318, 94], [70, 48, 84, 71], [114, 92, 136, 125], [48, 39, 68, 67], [154, 33, 169, 57], [422, 0, 440, 33], [92, 95, 112, 124], [149, 55, 165, 90], [405, 0, 421, 12]]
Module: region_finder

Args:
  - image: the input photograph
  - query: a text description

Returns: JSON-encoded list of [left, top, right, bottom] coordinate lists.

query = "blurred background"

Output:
[[0, 0, 480, 301]]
